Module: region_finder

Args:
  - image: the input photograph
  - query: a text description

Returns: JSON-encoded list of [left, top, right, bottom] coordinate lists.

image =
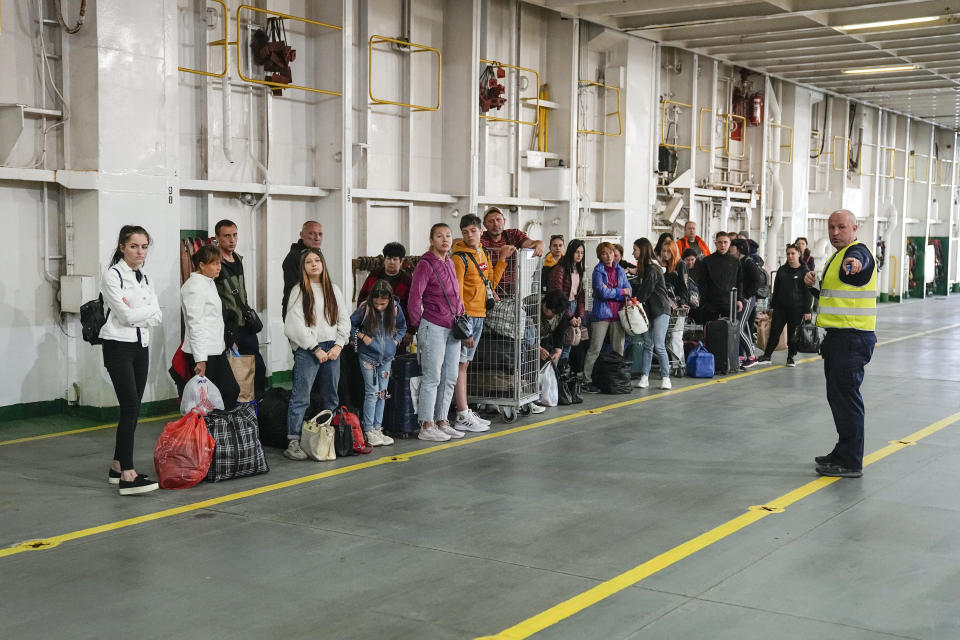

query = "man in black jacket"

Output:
[[697, 232, 742, 324], [281, 221, 323, 319]]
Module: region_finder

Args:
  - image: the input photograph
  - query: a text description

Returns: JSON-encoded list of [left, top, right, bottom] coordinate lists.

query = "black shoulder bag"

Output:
[[230, 281, 263, 334], [426, 259, 471, 340], [455, 251, 498, 310]]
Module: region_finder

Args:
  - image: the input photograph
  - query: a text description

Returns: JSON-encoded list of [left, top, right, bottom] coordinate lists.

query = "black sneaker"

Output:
[[582, 383, 601, 394], [108, 468, 122, 485], [815, 462, 862, 478], [786, 357, 796, 367], [118, 474, 159, 495], [756, 355, 772, 364], [814, 452, 838, 465]]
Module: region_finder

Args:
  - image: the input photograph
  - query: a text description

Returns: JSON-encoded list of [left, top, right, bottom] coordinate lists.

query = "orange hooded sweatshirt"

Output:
[[451, 239, 508, 317]]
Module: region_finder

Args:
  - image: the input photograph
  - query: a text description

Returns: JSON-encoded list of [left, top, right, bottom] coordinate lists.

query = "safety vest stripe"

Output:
[[820, 288, 876, 299], [819, 306, 876, 316]]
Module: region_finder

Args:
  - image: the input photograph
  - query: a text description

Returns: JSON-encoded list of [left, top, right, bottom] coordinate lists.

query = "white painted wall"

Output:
[[2, 0, 959, 413]]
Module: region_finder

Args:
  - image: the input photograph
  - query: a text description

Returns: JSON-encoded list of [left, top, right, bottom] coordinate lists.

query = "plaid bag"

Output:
[[204, 404, 269, 482]]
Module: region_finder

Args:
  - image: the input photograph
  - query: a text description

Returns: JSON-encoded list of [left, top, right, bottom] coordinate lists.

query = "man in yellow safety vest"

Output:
[[803, 209, 877, 478]]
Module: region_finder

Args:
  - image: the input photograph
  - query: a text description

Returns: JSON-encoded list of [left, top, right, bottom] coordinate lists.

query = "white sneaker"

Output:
[[528, 402, 546, 414], [373, 428, 394, 445], [438, 422, 465, 439], [456, 411, 491, 433], [467, 409, 491, 426], [660, 377, 672, 390], [365, 429, 384, 446], [283, 439, 308, 460], [635, 375, 649, 389], [418, 425, 451, 442]]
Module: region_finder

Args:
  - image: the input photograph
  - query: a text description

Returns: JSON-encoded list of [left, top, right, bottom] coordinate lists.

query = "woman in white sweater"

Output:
[[283, 248, 350, 460], [180, 245, 240, 410], [100, 225, 162, 495]]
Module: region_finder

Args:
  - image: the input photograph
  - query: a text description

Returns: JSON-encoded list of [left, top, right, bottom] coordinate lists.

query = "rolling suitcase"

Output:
[[383, 353, 421, 438], [705, 289, 739, 375], [256, 387, 290, 449]]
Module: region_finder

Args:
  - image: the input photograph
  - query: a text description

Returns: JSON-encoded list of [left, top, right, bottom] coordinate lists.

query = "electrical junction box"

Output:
[[59, 275, 97, 313]]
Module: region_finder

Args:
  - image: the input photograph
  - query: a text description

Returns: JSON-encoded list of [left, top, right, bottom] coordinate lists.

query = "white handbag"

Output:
[[300, 410, 335, 461], [619, 303, 649, 336]]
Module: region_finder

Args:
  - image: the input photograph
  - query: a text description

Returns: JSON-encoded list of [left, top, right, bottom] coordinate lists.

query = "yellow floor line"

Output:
[[1, 322, 957, 562], [0, 414, 179, 447], [476, 409, 960, 640]]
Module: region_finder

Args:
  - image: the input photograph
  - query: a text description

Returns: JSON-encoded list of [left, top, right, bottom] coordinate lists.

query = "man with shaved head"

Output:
[[282, 221, 323, 319], [803, 209, 877, 478]]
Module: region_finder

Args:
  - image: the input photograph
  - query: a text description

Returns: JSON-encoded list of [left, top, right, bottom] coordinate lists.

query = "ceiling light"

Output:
[[843, 64, 918, 74], [840, 16, 939, 30]]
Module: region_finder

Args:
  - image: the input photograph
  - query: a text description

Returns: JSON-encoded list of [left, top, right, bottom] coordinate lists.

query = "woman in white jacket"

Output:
[[100, 225, 162, 496], [283, 248, 350, 460], [180, 245, 240, 410]]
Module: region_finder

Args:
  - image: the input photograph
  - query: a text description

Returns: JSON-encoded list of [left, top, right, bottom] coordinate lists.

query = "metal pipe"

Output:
[[41, 182, 59, 283], [764, 77, 784, 265], [222, 73, 235, 163]]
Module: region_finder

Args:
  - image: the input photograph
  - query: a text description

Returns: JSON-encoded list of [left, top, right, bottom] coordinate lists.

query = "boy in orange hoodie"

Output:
[[450, 214, 515, 432]]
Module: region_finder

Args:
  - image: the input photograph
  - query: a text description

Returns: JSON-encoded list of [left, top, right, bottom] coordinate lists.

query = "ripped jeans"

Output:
[[359, 358, 392, 431]]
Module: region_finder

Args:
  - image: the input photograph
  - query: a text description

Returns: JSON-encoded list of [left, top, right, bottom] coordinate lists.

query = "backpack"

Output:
[[332, 406, 372, 455], [80, 267, 122, 345]]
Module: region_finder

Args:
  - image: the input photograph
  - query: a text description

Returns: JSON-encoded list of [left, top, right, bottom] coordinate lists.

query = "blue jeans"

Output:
[[417, 319, 460, 423], [360, 358, 391, 430], [640, 313, 671, 377], [287, 343, 340, 440]]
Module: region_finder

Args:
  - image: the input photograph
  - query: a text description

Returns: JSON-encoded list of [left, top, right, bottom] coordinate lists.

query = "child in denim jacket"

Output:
[[350, 280, 407, 446]]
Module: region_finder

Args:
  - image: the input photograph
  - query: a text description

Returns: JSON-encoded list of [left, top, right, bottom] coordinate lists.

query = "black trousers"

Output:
[[186, 352, 240, 411], [821, 330, 877, 470], [102, 340, 149, 470], [233, 328, 266, 397], [764, 308, 802, 358]]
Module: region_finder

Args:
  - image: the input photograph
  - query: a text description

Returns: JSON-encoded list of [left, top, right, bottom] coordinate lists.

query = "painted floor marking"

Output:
[[0, 414, 179, 447], [1, 322, 957, 562], [474, 410, 960, 638]]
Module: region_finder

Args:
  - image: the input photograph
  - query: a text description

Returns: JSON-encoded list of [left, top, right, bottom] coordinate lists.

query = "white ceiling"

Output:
[[530, 0, 960, 128]]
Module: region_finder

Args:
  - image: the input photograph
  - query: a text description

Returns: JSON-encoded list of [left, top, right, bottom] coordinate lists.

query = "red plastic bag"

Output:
[[154, 410, 215, 489]]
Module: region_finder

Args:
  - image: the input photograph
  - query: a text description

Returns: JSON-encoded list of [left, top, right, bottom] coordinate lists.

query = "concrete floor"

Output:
[[2, 298, 960, 639]]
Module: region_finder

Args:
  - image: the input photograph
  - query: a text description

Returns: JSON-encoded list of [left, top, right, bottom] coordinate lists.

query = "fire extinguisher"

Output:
[[749, 92, 763, 126]]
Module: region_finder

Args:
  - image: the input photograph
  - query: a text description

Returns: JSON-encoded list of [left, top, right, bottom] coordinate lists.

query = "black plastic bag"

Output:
[[592, 352, 632, 394]]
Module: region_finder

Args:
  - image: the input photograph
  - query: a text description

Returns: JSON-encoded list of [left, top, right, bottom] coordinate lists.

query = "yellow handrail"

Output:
[[765, 122, 793, 164], [908, 153, 930, 183], [857, 142, 877, 177], [478, 59, 540, 126], [368, 35, 441, 111], [577, 80, 622, 137], [810, 130, 822, 165], [724, 114, 746, 159], [660, 100, 692, 150], [830, 135, 849, 171], [235, 5, 342, 97], [697, 107, 721, 152], [879, 146, 896, 178], [178, 0, 229, 78]]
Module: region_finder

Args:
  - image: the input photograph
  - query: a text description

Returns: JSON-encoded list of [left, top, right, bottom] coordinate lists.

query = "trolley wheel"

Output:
[[672, 365, 686, 378], [518, 404, 531, 417], [500, 406, 518, 423]]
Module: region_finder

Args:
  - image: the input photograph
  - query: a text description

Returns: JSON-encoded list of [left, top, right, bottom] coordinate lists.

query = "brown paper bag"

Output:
[[227, 353, 256, 403], [755, 313, 788, 352]]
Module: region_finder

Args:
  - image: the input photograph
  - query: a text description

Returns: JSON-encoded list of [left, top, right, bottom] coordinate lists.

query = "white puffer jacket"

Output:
[[180, 272, 225, 362], [98, 261, 162, 346]]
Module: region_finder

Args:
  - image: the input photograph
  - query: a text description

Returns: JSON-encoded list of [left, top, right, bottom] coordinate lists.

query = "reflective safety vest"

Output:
[[816, 241, 877, 331]]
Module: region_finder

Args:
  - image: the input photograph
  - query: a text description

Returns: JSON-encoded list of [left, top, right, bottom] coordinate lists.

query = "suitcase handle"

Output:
[[729, 287, 738, 319]]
